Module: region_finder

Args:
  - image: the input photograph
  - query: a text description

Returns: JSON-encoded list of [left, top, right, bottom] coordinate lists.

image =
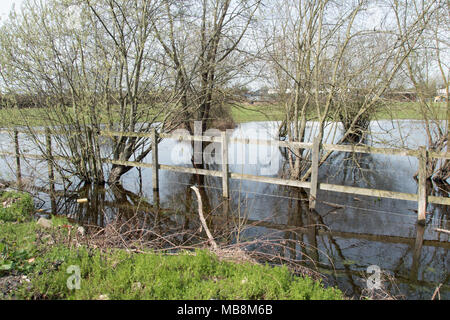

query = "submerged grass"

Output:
[[0, 191, 344, 300]]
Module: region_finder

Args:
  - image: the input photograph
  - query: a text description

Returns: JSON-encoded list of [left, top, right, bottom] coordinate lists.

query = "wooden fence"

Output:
[[1, 127, 449, 224]]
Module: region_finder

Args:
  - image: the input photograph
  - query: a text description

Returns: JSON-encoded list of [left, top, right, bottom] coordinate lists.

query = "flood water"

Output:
[[0, 120, 449, 299]]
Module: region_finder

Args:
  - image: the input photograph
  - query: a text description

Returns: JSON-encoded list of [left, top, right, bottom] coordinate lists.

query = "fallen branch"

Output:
[[191, 186, 218, 250], [322, 201, 345, 209], [431, 284, 442, 300]]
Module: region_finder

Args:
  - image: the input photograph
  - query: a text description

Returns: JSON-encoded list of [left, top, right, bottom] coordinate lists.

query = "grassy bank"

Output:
[[0, 191, 344, 300]]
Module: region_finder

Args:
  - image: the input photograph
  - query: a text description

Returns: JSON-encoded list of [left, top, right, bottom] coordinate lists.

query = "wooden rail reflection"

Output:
[[1, 128, 449, 224]]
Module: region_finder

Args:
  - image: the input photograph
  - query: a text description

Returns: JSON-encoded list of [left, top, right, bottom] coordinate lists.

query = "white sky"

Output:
[[0, 0, 24, 24]]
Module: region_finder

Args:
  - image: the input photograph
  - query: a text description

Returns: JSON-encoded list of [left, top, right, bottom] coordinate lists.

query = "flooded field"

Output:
[[0, 120, 448, 299]]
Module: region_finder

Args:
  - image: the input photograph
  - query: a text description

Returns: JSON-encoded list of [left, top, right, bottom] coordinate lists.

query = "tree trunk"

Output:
[[108, 165, 129, 185]]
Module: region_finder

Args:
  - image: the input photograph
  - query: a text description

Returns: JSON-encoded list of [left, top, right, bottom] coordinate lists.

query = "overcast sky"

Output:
[[0, 0, 24, 24]]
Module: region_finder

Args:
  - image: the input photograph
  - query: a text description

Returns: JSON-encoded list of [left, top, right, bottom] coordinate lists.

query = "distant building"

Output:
[[437, 87, 448, 96], [267, 88, 292, 95], [243, 87, 292, 104]]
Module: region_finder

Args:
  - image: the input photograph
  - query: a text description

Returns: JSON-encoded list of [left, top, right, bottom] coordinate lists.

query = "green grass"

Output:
[[230, 101, 447, 123], [0, 221, 40, 277], [0, 191, 344, 300], [375, 101, 447, 120], [16, 246, 344, 300], [0, 104, 162, 128], [0, 101, 446, 128], [0, 191, 34, 222], [0, 107, 50, 127], [231, 103, 286, 123]]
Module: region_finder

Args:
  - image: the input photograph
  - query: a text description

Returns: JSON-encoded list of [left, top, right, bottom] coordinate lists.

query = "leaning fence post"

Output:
[[309, 136, 320, 209], [221, 131, 229, 199], [151, 128, 159, 192], [417, 146, 428, 224], [14, 129, 21, 185]]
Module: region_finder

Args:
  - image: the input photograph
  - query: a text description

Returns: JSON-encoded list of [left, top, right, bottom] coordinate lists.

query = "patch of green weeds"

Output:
[[17, 248, 344, 300], [0, 193, 344, 300], [0, 221, 38, 276], [0, 191, 34, 222]]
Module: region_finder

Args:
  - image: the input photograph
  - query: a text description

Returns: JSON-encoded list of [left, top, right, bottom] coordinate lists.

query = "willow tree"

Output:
[[0, 0, 180, 185], [151, 0, 261, 134], [260, 0, 441, 180], [394, 0, 449, 181]]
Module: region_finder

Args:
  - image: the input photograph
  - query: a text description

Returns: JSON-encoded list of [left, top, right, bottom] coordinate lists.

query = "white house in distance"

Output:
[[267, 88, 292, 95], [437, 86, 448, 96]]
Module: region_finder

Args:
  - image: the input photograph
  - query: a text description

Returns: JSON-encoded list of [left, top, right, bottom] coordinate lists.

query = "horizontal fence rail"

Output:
[[0, 127, 449, 224]]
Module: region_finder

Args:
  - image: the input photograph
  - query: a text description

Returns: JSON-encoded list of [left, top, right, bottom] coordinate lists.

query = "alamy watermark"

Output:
[[366, 265, 381, 290], [66, 265, 81, 290], [169, 121, 281, 175]]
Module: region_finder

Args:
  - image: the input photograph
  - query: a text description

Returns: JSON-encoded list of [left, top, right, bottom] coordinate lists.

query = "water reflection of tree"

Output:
[[280, 187, 449, 298], [319, 152, 386, 189], [429, 182, 450, 231], [309, 205, 363, 297], [61, 183, 107, 227], [52, 183, 159, 228], [45, 170, 448, 298], [163, 172, 448, 298], [279, 143, 390, 192]]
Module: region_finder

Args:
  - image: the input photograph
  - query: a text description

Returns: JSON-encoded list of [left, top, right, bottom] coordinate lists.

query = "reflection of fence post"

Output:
[[221, 131, 229, 199], [46, 128, 56, 203], [417, 146, 428, 224], [309, 137, 320, 209], [14, 129, 21, 185], [151, 128, 159, 192], [410, 223, 425, 282]]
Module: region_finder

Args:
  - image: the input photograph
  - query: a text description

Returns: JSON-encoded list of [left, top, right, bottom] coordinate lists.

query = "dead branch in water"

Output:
[[191, 186, 218, 250], [434, 228, 450, 235], [431, 284, 442, 300]]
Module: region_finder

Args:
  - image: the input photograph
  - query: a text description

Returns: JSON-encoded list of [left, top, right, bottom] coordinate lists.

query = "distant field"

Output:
[[375, 101, 447, 120], [0, 101, 447, 128], [230, 103, 285, 123], [231, 101, 448, 123], [0, 105, 162, 128]]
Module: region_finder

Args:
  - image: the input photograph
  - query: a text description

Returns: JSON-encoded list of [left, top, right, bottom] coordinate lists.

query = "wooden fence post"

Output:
[[221, 131, 229, 198], [14, 129, 21, 185], [309, 136, 320, 209], [417, 146, 428, 224], [151, 128, 159, 192]]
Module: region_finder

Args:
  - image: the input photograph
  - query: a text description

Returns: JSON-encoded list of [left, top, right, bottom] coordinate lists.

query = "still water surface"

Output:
[[0, 120, 448, 299]]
